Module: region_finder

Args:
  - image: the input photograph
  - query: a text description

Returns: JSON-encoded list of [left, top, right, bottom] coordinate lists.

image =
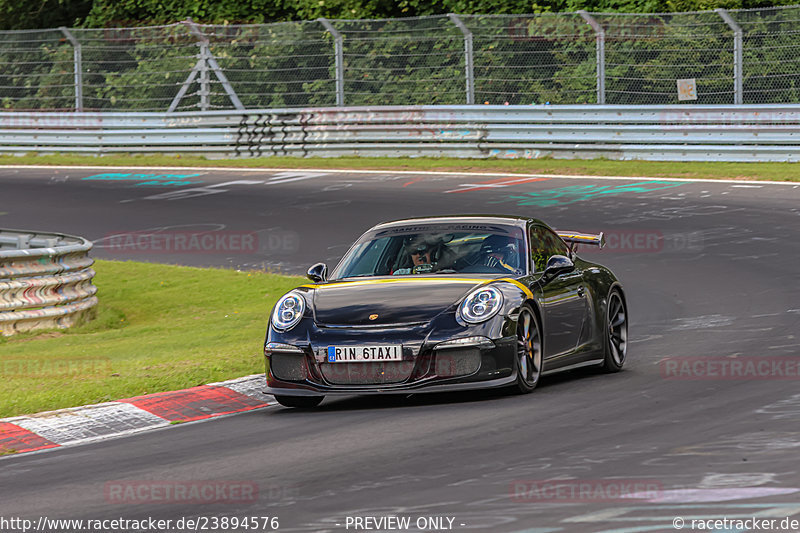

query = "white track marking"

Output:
[[2, 165, 798, 186], [141, 180, 263, 200], [443, 176, 548, 193], [0, 375, 275, 456], [208, 374, 272, 403], [6, 402, 168, 446], [266, 171, 329, 184]]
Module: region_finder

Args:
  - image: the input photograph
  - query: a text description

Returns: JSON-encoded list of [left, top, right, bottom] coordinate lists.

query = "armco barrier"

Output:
[[0, 230, 97, 336], [2, 104, 800, 162]]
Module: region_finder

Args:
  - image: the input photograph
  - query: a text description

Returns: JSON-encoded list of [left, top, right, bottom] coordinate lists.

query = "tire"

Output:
[[274, 395, 324, 408], [510, 304, 543, 394], [601, 289, 628, 373]]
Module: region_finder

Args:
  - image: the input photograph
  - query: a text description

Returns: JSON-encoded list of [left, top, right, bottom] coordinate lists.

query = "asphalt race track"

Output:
[[2, 166, 800, 532]]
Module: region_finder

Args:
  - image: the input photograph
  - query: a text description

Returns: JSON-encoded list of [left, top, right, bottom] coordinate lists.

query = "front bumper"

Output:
[[264, 334, 518, 396]]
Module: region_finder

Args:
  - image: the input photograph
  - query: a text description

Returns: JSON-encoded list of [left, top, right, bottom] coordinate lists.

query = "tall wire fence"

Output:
[[2, 5, 800, 111]]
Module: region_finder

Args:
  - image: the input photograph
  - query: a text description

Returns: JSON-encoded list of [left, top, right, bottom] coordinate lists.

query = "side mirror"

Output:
[[307, 263, 328, 283], [543, 255, 574, 279]]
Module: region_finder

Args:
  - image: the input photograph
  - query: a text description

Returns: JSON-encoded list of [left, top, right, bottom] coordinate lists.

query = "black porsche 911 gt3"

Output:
[[264, 215, 627, 408]]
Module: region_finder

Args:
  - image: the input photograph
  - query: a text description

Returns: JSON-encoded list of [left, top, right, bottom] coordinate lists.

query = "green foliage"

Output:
[[334, 17, 466, 105], [83, 0, 289, 27], [467, 14, 597, 105], [1, 0, 800, 30], [209, 22, 337, 109], [0, 30, 77, 110], [78, 25, 198, 110], [0, 0, 91, 30]]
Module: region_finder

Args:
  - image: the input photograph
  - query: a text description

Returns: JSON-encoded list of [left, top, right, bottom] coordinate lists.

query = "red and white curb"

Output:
[[0, 374, 272, 456]]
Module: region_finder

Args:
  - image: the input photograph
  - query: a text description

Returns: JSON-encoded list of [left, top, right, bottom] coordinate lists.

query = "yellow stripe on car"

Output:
[[300, 277, 487, 290], [301, 276, 535, 300], [496, 278, 534, 299]]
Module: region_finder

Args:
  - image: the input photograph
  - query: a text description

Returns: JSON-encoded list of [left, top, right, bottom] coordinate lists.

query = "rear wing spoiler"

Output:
[[556, 231, 605, 253]]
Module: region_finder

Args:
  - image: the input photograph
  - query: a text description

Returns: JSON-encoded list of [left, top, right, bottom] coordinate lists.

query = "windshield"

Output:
[[330, 223, 527, 279]]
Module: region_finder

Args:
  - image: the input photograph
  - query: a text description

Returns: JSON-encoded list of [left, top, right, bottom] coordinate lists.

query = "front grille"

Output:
[[435, 348, 481, 377], [321, 361, 414, 385], [271, 353, 307, 381]]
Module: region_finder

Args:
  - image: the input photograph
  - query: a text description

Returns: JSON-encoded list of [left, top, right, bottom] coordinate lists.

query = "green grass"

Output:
[[0, 260, 304, 418], [1, 153, 799, 182]]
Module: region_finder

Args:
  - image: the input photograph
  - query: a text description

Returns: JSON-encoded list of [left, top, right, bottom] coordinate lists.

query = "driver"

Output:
[[392, 240, 437, 275], [410, 243, 433, 267]]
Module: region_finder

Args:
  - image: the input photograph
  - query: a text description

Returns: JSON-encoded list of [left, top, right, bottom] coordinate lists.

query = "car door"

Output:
[[529, 225, 589, 363]]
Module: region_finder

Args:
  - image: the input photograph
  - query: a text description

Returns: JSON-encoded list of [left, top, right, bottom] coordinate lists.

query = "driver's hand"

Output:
[[484, 255, 515, 272]]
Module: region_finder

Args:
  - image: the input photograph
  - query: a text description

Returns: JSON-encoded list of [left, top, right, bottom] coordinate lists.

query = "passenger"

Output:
[[480, 235, 519, 273]]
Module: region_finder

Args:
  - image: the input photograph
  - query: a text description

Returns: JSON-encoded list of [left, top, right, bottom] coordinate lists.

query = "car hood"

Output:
[[310, 277, 486, 327]]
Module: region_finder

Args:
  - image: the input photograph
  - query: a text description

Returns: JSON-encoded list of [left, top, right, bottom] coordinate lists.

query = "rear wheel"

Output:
[[274, 395, 324, 408], [601, 289, 627, 372], [511, 304, 543, 394]]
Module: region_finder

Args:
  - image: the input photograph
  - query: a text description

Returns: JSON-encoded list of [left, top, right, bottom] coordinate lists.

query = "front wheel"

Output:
[[601, 289, 628, 372], [510, 304, 543, 394], [274, 395, 324, 408]]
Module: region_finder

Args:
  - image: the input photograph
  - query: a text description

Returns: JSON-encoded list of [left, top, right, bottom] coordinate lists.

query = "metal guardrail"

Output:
[[2, 104, 800, 162], [0, 230, 97, 336]]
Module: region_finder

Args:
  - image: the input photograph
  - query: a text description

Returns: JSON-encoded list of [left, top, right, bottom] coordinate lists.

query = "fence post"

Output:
[[170, 19, 245, 112], [184, 20, 245, 110], [716, 8, 743, 105], [577, 11, 605, 105], [318, 18, 344, 107], [198, 44, 210, 111], [448, 14, 474, 105], [59, 27, 83, 111]]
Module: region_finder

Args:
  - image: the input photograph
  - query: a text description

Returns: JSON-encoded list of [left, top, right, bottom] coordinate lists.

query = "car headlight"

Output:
[[271, 291, 306, 331], [459, 286, 503, 324]]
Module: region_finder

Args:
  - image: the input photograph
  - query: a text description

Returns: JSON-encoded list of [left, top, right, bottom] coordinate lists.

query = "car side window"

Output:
[[529, 226, 569, 272]]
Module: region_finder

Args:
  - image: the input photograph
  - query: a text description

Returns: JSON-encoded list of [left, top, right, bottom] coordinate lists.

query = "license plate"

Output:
[[327, 345, 403, 363]]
